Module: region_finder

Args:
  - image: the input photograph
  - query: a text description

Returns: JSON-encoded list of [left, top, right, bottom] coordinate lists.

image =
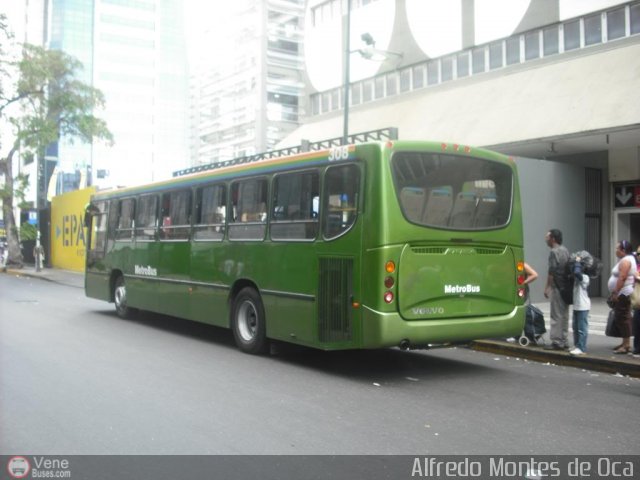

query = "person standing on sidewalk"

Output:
[[607, 240, 636, 354], [570, 257, 590, 355], [544, 229, 571, 350], [633, 246, 640, 356], [523, 262, 538, 303]]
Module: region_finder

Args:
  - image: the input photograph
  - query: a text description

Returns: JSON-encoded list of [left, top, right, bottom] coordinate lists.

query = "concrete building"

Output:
[[279, 0, 640, 300], [190, 0, 305, 166]]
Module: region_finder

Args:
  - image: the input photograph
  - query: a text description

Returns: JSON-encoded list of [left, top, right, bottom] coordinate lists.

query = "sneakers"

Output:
[[569, 348, 585, 356]]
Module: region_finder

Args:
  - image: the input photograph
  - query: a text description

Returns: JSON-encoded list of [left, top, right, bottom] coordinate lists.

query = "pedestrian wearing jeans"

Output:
[[570, 258, 590, 355], [632, 247, 640, 356], [544, 229, 571, 350]]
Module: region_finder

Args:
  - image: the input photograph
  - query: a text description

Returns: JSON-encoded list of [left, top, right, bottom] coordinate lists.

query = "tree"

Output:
[[0, 14, 113, 267]]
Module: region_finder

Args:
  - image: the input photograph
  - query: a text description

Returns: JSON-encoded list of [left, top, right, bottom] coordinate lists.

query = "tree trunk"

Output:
[[0, 146, 24, 268]]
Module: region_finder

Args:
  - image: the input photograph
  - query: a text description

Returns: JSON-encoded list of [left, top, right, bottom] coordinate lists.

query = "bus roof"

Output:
[[91, 140, 513, 201], [92, 144, 359, 201]]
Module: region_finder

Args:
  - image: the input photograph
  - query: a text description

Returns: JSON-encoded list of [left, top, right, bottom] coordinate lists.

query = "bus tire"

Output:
[[114, 275, 136, 319], [232, 287, 269, 354]]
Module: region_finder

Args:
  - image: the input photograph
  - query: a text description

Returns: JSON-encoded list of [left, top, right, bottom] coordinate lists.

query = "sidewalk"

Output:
[[3, 264, 85, 289], [3, 265, 640, 378], [473, 297, 640, 378]]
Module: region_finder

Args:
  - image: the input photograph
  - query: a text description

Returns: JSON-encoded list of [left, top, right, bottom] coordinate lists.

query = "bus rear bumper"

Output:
[[360, 305, 526, 349]]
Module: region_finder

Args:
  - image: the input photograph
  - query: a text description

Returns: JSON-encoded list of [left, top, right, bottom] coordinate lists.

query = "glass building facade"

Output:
[[48, 0, 189, 189]]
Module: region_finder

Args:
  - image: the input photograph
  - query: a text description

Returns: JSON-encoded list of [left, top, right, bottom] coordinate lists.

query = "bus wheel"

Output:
[[232, 287, 269, 354], [114, 276, 136, 319]]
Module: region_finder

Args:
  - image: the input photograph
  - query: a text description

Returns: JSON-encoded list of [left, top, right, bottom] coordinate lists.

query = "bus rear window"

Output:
[[391, 152, 513, 230]]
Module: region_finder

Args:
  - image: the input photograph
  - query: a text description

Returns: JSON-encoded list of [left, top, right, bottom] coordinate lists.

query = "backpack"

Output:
[[574, 250, 602, 278], [568, 250, 602, 279], [553, 249, 573, 305], [559, 250, 602, 305], [557, 272, 574, 305]]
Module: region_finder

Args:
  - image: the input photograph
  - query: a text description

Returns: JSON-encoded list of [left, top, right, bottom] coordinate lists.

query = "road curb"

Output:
[[2, 268, 83, 288], [471, 340, 640, 378]]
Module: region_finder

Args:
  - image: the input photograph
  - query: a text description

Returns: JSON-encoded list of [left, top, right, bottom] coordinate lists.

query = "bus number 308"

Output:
[[328, 146, 350, 162]]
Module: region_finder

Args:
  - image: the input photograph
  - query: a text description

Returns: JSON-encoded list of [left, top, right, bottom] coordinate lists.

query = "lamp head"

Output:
[[360, 32, 375, 46]]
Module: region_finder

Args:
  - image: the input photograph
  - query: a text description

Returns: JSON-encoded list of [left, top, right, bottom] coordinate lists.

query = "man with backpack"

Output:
[[544, 229, 571, 350]]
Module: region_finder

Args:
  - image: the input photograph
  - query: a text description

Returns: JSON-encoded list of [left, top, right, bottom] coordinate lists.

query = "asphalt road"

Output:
[[1, 273, 639, 455]]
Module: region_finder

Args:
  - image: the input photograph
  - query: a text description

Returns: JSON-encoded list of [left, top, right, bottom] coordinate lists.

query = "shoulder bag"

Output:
[[631, 280, 640, 310], [605, 309, 622, 337]]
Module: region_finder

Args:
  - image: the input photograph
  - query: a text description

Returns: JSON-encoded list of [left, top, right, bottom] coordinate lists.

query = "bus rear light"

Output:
[[517, 288, 526, 299], [517, 275, 525, 285], [385, 261, 396, 273], [384, 291, 394, 303], [516, 261, 524, 272], [441, 143, 448, 150], [384, 276, 394, 288]]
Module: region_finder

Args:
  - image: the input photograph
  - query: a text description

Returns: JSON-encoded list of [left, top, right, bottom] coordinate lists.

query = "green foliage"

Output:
[[20, 222, 37, 241], [0, 15, 113, 266], [7, 43, 114, 149]]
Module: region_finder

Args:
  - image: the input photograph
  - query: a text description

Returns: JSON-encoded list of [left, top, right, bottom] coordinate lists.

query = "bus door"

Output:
[[265, 170, 321, 344], [84, 201, 111, 300]]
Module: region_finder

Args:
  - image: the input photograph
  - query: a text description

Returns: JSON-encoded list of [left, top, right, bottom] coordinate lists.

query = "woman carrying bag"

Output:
[[632, 246, 640, 355], [607, 240, 637, 354]]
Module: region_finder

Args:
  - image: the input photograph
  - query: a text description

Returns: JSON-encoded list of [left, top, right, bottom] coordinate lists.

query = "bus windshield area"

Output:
[[391, 151, 513, 230]]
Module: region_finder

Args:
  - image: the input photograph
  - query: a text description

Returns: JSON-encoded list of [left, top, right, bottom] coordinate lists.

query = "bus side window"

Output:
[[323, 164, 360, 239], [115, 198, 135, 241], [160, 190, 191, 240], [194, 184, 226, 241], [229, 178, 268, 241], [135, 195, 158, 241], [107, 200, 119, 240], [271, 170, 319, 241], [88, 201, 107, 259]]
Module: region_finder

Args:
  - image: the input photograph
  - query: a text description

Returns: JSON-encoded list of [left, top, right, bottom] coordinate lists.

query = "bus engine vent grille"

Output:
[[475, 247, 506, 255], [411, 247, 447, 255], [318, 257, 353, 343]]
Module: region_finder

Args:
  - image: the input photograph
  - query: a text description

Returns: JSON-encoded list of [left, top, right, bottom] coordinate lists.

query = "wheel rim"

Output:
[[115, 282, 127, 312], [237, 300, 258, 342]]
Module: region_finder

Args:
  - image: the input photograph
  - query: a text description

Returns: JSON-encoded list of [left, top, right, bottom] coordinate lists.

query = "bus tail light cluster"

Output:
[[516, 261, 526, 299], [384, 261, 396, 304]]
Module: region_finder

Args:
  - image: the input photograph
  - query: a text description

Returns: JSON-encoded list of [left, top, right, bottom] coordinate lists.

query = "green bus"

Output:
[[84, 140, 526, 354]]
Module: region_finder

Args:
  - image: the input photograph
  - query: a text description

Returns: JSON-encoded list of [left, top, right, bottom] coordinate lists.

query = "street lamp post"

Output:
[[342, 2, 402, 147], [342, 0, 352, 146]]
